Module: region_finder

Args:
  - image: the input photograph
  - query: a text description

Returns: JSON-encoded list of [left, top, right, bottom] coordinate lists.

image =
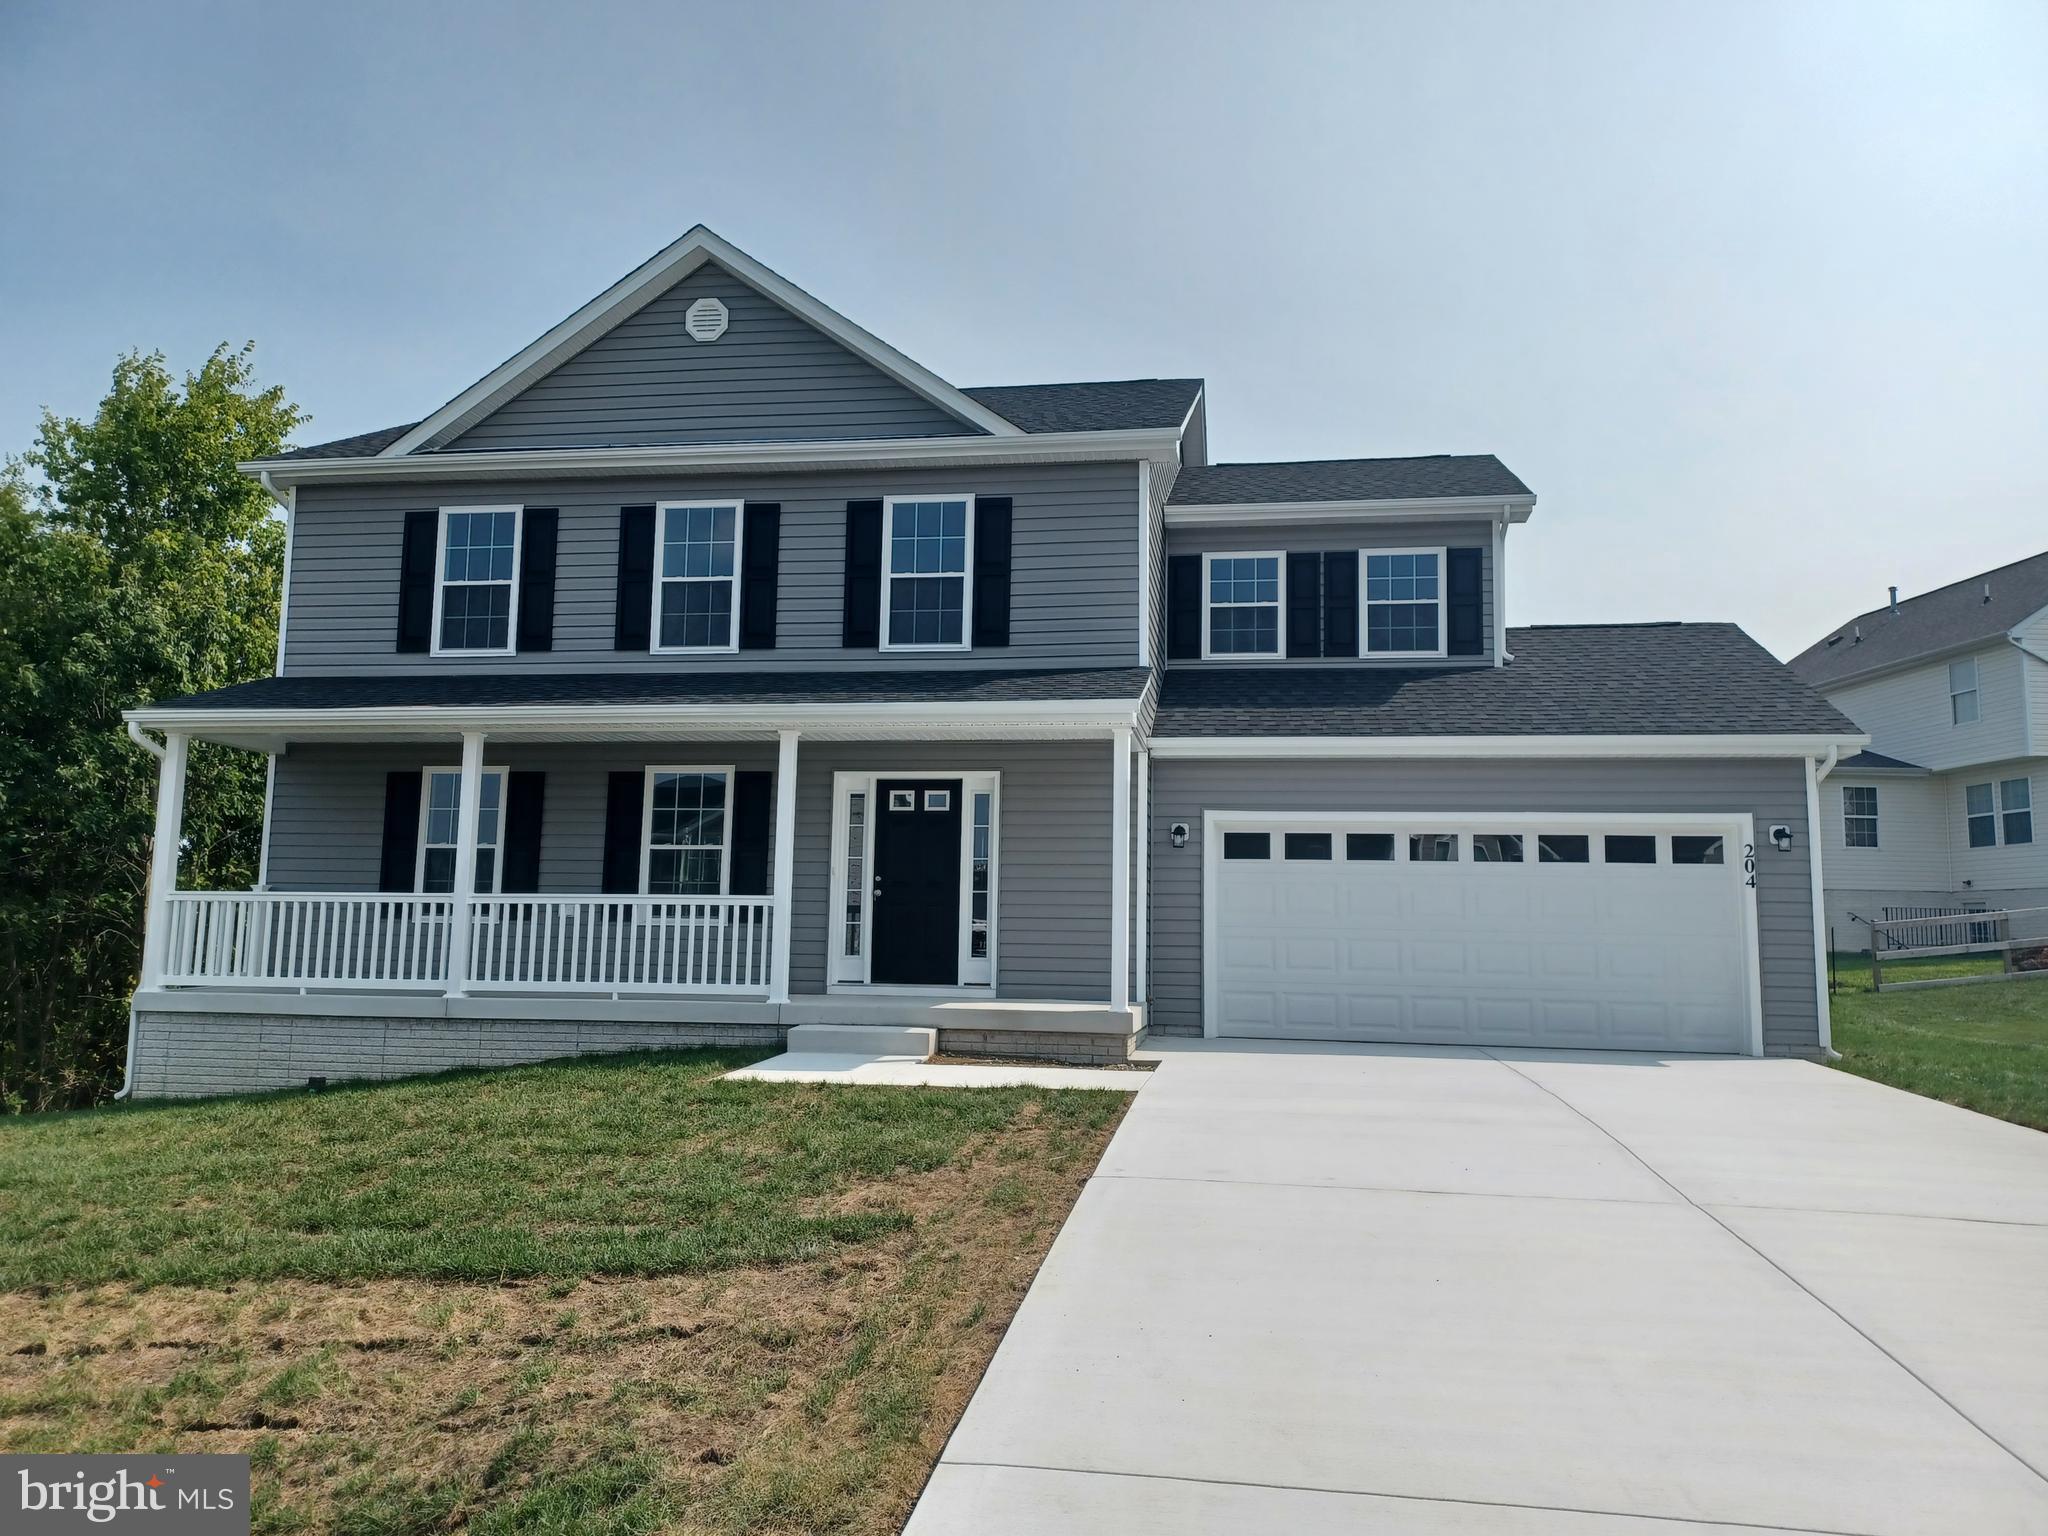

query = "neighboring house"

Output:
[[120, 227, 1862, 1097], [1788, 551, 2048, 951]]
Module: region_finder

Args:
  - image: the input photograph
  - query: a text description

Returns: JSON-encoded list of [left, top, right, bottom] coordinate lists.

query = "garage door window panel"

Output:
[[1223, 832, 1270, 860], [1538, 834, 1590, 863], [1671, 835, 1725, 865], [1471, 833, 1524, 863], [1284, 832, 1332, 860], [1410, 832, 1459, 862], [1346, 833, 1394, 861], [1605, 834, 1658, 864]]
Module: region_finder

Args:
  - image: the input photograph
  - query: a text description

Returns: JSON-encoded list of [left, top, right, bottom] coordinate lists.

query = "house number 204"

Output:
[[1743, 843, 1756, 888]]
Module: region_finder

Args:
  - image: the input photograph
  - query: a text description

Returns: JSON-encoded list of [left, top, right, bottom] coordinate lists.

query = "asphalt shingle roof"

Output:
[[1837, 749, 1929, 773], [1168, 455, 1530, 506], [1788, 549, 2048, 689], [146, 668, 1153, 713], [1152, 624, 1857, 737]]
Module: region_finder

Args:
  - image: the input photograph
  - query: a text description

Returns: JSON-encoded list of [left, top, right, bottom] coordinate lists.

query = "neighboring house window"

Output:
[[642, 768, 731, 895], [2002, 778, 2033, 845], [1362, 548, 1445, 656], [1966, 782, 1997, 848], [1950, 657, 1980, 724], [436, 506, 521, 654], [655, 502, 741, 652], [1842, 786, 1879, 848], [1203, 552, 1282, 657], [418, 768, 507, 893], [883, 496, 971, 649]]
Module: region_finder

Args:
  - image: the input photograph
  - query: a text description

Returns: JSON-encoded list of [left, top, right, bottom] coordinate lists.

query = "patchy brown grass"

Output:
[[0, 1064, 1124, 1534]]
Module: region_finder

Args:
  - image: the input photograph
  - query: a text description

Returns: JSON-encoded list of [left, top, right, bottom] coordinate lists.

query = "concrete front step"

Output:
[[784, 1022, 937, 1060]]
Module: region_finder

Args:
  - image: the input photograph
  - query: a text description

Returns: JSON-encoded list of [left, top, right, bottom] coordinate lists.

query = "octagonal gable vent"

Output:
[[684, 296, 729, 342]]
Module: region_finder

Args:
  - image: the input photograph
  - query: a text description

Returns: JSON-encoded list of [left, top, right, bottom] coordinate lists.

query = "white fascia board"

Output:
[[1165, 495, 1537, 528], [380, 226, 1020, 457], [1149, 732, 1869, 760], [241, 427, 1181, 489]]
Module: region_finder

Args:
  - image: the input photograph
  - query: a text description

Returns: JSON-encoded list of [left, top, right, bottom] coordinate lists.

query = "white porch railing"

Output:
[[155, 890, 775, 996], [466, 895, 774, 993], [160, 892, 453, 990]]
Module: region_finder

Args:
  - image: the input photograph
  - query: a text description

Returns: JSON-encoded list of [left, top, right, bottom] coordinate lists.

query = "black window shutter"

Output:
[[1166, 554, 1202, 660], [1286, 552, 1322, 657], [729, 770, 773, 895], [396, 510, 438, 653], [601, 771, 644, 894], [972, 496, 1012, 647], [515, 509, 558, 652], [1323, 550, 1360, 657], [1446, 547, 1485, 656], [501, 771, 546, 893], [842, 499, 883, 647], [378, 771, 423, 892], [739, 503, 780, 650], [614, 507, 655, 651]]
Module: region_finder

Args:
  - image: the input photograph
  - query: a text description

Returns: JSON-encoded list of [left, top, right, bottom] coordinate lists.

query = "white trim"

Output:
[[1360, 545, 1449, 659], [417, 764, 510, 894], [274, 483, 295, 676], [1151, 733, 1870, 760], [768, 731, 798, 1003], [1200, 808, 1765, 1058], [444, 731, 485, 997], [1166, 495, 1537, 527], [1200, 549, 1286, 660], [1109, 727, 1132, 1012], [380, 226, 1020, 456], [242, 427, 1184, 489], [257, 752, 277, 890], [1134, 747, 1150, 1005], [880, 494, 975, 652], [1492, 517, 1510, 667], [1136, 460, 1153, 668], [827, 768, 999, 991], [1805, 755, 1833, 1053], [650, 500, 744, 655], [959, 778, 999, 987], [639, 765, 736, 896], [141, 732, 189, 988], [430, 505, 523, 658]]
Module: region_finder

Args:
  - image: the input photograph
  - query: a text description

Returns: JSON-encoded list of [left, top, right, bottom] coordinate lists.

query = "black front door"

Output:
[[870, 778, 963, 985]]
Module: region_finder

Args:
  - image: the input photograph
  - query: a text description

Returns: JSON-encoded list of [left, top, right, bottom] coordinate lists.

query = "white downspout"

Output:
[[1493, 513, 1513, 665], [1806, 744, 1840, 1058]]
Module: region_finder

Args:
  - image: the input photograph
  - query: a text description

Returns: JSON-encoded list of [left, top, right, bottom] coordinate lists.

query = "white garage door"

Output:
[[1207, 818, 1756, 1054]]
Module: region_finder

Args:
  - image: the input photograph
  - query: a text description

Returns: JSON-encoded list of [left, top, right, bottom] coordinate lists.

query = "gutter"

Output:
[[114, 722, 167, 1101]]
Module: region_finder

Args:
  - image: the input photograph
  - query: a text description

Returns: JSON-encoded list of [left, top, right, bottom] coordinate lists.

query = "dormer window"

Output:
[[1949, 658, 1979, 724], [1202, 553, 1282, 657], [1362, 548, 1445, 657]]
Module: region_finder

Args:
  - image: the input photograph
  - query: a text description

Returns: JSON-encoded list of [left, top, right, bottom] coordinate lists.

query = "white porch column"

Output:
[[768, 729, 800, 1003], [444, 729, 485, 997], [1134, 747, 1150, 1005], [1109, 725, 1132, 1012], [141, 731, 189, 987]]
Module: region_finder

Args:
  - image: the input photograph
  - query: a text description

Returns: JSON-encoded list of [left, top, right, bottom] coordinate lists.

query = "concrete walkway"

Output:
[[906, 1040, 2048, 1536], [722, 1051, 1146, 1091]]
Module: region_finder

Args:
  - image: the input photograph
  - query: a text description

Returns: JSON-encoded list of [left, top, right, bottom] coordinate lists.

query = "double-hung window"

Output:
[[1202, 552, 1282, 656], [417, 767, 507, 893], [1842, 785, 1879, 848], [435, 506, 521, 654], [1362, 548, 1445, 656], [655, 502, 741, 652], [642, 768, 731, 895], [2001, 777, 2033, 845], [1966, 782, 1997, 848], [883, 496, 971, 649], [1950, 658, 1980, 724]]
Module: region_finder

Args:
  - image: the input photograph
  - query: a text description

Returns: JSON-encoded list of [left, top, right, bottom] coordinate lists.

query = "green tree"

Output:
[[0, 345, 302, 1109]]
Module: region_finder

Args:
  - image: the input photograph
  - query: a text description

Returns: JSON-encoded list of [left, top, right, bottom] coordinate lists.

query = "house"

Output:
[[1788, 551, 2048, 951], [118, 227, 1862, 1097]]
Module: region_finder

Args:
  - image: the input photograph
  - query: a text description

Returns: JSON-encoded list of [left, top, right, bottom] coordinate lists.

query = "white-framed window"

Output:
[[1361, 547, 1445, 656], [1966, 782, 1997, 848], [2001, 777, 2033, 846], [1842, 785, 1879, 848], [882, 495, 972, 650], [434, 506, 522, 655], [1950, 657, 1980, 725], [653, 502, 742, 653], [1202, 551, 1283, 657], [641, 767, 733, 896], [417, 767, 508, 893]]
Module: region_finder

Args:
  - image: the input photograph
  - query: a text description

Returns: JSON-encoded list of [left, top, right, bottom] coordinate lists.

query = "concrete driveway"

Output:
[[906, 1041, 2048, 1535]]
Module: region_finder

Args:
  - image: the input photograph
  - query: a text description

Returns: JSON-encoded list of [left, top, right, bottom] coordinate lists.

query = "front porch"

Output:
[[123, 681, 1153, 1094]]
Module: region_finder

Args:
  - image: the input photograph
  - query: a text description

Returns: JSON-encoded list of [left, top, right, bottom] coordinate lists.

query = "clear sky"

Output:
[[3, 0, 2043, 658]]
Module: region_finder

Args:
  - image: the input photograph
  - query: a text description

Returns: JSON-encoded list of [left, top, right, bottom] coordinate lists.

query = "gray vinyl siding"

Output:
[[1165, 518, 1493, 666], [1146, 757, 1821, 1055], [283, 462, 1143, 674], [267, 737, 1117, 1002], [445, 261, 976, 450]]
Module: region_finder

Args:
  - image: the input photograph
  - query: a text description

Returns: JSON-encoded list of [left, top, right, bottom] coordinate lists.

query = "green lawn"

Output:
[[0, 1049, 1129, 1534], [1829, 953, 2048, 1131]]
